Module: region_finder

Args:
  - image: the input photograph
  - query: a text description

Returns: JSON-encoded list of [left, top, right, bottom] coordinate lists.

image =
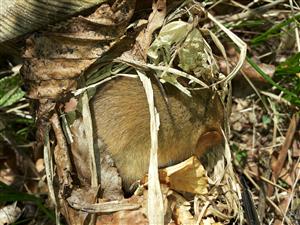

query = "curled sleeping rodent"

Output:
[[91, 77, 224, 191]]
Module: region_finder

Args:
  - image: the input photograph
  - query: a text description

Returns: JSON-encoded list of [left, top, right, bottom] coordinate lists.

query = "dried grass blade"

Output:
[[137, 70, 164, 225], [43, 126, 61, 225], [205, 10, 247, 84], [82, 92, 99, 187]]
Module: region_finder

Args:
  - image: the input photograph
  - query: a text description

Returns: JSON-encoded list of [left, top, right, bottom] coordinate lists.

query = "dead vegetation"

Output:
[[0, 0, 299, 225]]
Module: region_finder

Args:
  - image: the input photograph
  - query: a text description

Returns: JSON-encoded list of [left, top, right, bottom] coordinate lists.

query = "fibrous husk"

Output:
[[0, 0, 108, 43]]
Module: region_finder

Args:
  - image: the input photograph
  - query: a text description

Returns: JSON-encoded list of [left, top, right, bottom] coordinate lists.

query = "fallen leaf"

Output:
[[169, 191, 196, 225], [0, 203, 22, 225], [160, 156, 208, 195]]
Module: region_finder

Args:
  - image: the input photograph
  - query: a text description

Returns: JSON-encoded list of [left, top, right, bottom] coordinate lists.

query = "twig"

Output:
[[241, 72, 271, 114], [281, 156, 300, 225], [247, 170, 288, 191], [272, 113, 299, 180], [218, 0, 286, 23], [260, 91, 291, 106]]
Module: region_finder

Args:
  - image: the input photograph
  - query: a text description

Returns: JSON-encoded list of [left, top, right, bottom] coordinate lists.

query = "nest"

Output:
[[20, 0, 247, 224]]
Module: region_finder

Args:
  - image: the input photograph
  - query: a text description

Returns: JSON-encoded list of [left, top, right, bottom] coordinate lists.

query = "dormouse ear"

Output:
[[194, 129, 224, 157]]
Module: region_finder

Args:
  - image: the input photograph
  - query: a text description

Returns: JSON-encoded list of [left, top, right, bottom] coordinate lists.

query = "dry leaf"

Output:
[[201, 218, 224, 225], [0, 203, 22, 225], [169, 192, 196, 225], [70, 118, 124, 200], [22, 0, 135, 100], [64, 97, 78, 113], [0, 165, 15, 185], [35, 158, 44, 173], [62, 188, 99, 225], [131, 0, 166, 60], [160, 156, 208, 195]]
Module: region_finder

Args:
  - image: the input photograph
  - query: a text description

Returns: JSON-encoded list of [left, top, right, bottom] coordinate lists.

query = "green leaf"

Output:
[[231, 19, 265, 29], [247, 57, 300, 107], [0, 182, 55, 221], [231, 144, 247, 167], [262, 115, 271, 126], [0, 74, 25, 107], [276, 53, 300, 75], [251, 13, 300, 45]]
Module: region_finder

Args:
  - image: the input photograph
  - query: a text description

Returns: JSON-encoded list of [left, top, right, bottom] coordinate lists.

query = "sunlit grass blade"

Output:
[[247, 57, 300, 107], [251, 13, 300, 45]]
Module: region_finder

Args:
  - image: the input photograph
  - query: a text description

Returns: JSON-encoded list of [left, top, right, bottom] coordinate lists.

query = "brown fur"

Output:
[[91, 77, 224, 191]]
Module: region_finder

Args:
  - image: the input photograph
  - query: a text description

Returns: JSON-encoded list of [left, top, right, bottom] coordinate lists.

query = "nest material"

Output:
[[20, 0, 245, 224]]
